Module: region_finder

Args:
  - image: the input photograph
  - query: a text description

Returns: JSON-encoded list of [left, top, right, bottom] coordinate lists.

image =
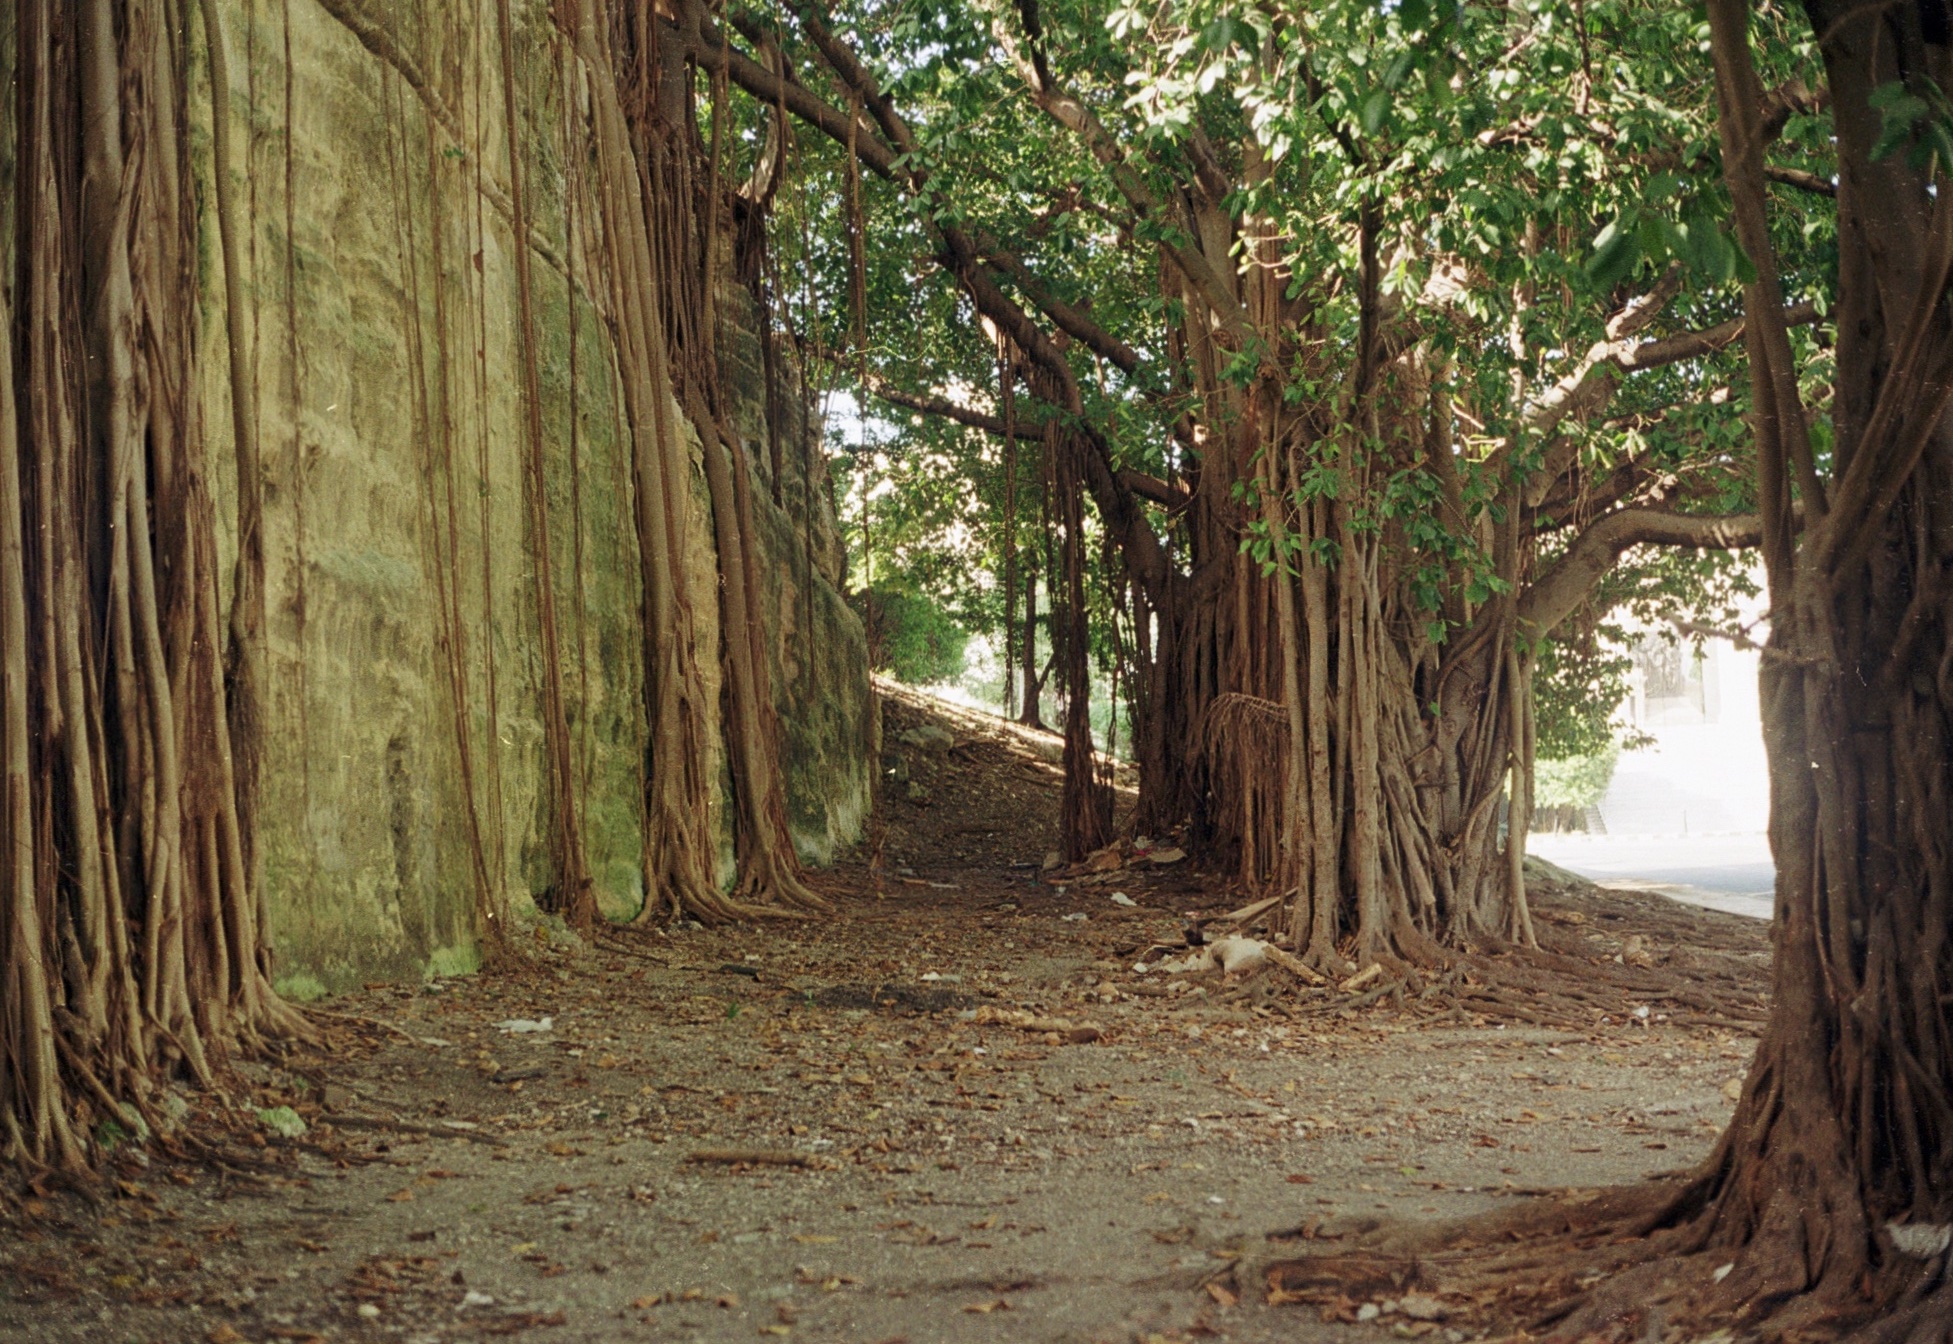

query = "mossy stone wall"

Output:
[[189, 0, 870, 992]]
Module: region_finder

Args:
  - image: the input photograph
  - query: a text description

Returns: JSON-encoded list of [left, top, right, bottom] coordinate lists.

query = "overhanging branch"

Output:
[[867, 378, 1051, 439], [1494, 293, 1820, 506], [701, 12, 901, 178], [686, 1, 1175, 600], [1765, 163, 1834, 196], [991, 0, 1254, 346], [1517, 508, 1764, 637], [1619, 300, 1820, 371], [977, 238, 1143, 374]]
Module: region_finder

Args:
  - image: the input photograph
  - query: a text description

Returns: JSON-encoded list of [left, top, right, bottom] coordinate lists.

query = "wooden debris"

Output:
[[970, 1005, 1105, 1042], [325, 1114, 509, 1146], [1201, 895, 1282, 928], [1338, 964, 1384, 994], [1261, 944, 1329, 985], [683, 1148, 827, 1169]]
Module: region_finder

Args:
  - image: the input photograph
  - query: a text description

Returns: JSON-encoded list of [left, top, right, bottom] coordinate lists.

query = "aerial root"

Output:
[[1857, 1278, 1953, 1344]]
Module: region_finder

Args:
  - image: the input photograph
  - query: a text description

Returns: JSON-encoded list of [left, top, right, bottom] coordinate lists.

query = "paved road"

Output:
[[1531, 832, 1775, 921]]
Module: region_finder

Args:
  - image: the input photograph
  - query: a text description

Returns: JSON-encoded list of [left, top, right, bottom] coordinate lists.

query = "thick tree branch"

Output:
[[955, 261, 1174, 594], [969, 234, 1209, 453], [990, 2, 1254, 345], [1117, 468, 1190, 509], [1517, 508, 1764, 636], [1493, 292, 1819, 505], [867, 378, 1050, 439], [976, 239, 1143, 374], [1765, 163, 1835, 195], [1516, 264, 1688, 442], [1620, 300, 1819, 371], [703, 14, 901, 178], [866, 383, 1194, 517]]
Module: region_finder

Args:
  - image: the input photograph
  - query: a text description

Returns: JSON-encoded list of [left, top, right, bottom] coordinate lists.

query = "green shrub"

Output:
[[1534, 741, 1620, 810], [857, 583, 968, 685]]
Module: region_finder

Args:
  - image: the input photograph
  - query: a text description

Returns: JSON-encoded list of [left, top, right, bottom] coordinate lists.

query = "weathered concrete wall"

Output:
[[190, 0, 870, 994]]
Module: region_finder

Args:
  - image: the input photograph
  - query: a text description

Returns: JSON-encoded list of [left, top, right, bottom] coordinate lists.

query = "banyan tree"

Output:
[[2, 0, 855, 1167], [684, 0, 1817, 967]]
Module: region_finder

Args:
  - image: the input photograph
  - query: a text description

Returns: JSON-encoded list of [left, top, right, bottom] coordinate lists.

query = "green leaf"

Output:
[[1871, 81, 1931, 161], [1644, 171, 1684, 202], [1586, 217, 1641, 288], [1360, 88, 1391, 137], [1927, 119, 1953, 175]]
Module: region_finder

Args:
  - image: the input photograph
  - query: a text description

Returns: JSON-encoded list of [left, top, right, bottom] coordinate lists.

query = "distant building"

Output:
[[1598, 603, 1769, 837]]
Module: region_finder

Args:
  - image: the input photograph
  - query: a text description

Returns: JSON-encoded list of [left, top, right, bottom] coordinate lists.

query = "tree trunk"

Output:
[[1143, 242, 1527, 966], [571, 0, 734, 924], [1632, 3, 1953, 1334], [1055, 427, 1112, 858], [1019, 571, 1045, 728], [695, 409, 826, 911], [569, 0, 814, 924]]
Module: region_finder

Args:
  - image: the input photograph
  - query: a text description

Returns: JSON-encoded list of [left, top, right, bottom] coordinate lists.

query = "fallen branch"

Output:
[[1262, 944, 1329, 985], [970, 1005, 1105, 1042], [684, 1148, 828, 1168], [595, 936, 671, 964], [324, 1114, 509, 1147], [1195, 895, 1283, 929], [302, 1008, 426, 1045]]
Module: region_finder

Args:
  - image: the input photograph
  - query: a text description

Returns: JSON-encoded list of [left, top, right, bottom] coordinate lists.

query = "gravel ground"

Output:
[[0, 692, 1767, 1344]]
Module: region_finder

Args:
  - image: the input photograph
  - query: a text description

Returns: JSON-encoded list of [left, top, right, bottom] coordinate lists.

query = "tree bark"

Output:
[[1543, 4, 1953, 1334]]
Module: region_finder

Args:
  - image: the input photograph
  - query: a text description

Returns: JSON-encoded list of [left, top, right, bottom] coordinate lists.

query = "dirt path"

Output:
[[2, 690, 1769, 1344]]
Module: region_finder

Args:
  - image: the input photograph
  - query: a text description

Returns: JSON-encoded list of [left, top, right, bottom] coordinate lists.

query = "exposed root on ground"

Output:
[[730, 860, 833, 914], [1259, 1179, 1688, 1327], [625, 882, 807, 926], [1259, 1167, 1953, 1344], [1170, 881, 1769, 1033]]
